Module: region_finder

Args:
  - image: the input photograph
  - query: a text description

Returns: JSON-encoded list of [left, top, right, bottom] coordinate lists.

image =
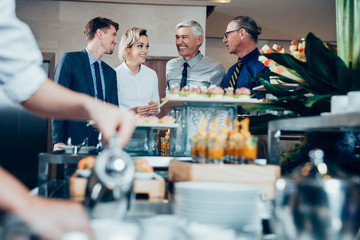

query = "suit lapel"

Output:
[[80, 49, 95, 97]]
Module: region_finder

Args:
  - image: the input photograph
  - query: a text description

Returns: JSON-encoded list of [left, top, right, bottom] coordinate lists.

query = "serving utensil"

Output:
[[84, 134, 135, 219]]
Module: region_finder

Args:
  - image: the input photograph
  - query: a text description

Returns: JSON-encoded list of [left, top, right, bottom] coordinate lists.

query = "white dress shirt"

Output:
[[166, 51, 226, 95], [115, 62, 160, 112], [0, 0, 47, 103]]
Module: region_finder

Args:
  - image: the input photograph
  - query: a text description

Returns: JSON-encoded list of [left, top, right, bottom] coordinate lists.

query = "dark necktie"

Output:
[[180, 62, 189, 89], [93, 61, 104, 101], [230, 59, 243, 88]]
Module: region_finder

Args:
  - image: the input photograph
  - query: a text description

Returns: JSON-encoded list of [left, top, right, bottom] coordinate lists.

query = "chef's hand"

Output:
[[148, 101, 159, 115], [131, 106, 149, 116], [15, 196, 94, 240], [90, 103, 136, 147]]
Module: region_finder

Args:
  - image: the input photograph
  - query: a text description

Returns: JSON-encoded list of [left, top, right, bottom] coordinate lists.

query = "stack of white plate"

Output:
[[174, 182, 261, 232]]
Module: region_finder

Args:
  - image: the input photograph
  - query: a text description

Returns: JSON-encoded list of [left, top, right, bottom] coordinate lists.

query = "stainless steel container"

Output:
[[274, 149, 360, 240], [85, 135, 135, 219]]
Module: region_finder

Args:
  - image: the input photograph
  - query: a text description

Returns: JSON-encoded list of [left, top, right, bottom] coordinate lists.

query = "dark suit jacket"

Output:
[[52, 49, 118, 146]]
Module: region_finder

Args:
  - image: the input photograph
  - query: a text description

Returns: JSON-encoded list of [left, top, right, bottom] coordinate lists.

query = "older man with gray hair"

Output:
[[166, 20, 226, 94]]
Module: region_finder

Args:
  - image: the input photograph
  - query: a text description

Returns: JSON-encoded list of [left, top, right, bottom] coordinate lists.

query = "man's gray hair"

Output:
[[176, 20, 204, 46]]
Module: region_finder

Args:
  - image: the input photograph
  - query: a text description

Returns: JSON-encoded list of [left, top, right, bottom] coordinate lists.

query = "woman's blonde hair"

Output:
[[118, 27, 147, 62]]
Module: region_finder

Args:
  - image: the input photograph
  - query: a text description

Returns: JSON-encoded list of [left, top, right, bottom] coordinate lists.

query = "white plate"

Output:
[[59, 145, 95, 154], [136, 122, 179, 129], [91, 219, 139, 240], [174, 195, 255, 205], [174, 199, 256, 212], [160, 96, 259, 108], [175, 182, 260, 201], [174, 209, 260, 228], [134, 172, 154, 180]]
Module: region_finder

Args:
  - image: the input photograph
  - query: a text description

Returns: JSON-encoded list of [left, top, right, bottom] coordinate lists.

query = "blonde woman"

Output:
[[115, 27, 160, 116]]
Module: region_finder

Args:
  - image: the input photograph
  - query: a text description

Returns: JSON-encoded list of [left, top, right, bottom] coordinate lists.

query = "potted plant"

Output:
[[242, 0, 360, 116], [242, 32, 360, 117], [241, 0, 360, 172]]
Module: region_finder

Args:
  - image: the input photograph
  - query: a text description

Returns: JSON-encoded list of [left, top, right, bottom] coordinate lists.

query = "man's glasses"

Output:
[[224, 28, 244, 39]]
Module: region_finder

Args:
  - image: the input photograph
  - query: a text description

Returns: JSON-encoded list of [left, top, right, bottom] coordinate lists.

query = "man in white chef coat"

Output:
[[0, 0, 135, 239]]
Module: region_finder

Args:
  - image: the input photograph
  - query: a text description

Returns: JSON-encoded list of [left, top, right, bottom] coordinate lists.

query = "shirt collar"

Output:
[[122, 62, 143, 77], [85, 48, 102, 66], [182, 51, 203, 68], [239, 48, 260, 64]]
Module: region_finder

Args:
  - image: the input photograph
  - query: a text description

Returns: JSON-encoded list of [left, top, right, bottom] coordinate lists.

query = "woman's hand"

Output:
[[148, 101, 159, 115], [131, 106, 150, 116]]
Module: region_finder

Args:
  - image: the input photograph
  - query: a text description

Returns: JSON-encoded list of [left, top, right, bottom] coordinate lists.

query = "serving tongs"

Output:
[[66, 137, 89, 154], [64, 132, 103, 155]]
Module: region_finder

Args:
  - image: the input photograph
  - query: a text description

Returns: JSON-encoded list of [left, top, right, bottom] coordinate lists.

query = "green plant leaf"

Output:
[[259, 77, 292, 97], [263, 52, 338, 94], [239, 102, 288, 113], [249, 32, 360, 119], [326, 42, 338, 55], [305, 32, 352, 94], [302, 94, 332, 108], [251, 72, 315, 93]]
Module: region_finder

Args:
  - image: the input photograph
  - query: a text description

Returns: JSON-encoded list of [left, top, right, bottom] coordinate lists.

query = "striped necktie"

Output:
[[230, 59, 243, 88]]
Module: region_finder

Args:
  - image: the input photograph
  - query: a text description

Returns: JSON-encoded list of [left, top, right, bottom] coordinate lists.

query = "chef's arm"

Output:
[[22, 79, 135, 146], [0, 167, 32, 214], [0, 166, 94, 239]]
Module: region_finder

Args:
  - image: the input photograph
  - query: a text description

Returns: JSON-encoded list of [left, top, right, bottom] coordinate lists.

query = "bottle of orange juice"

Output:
[[243, 136, 258, 163]]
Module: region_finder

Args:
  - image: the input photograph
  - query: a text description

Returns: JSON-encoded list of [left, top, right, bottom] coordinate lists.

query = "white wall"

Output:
[[16, 0, 317, 75], [205, 37, 237, 72], [15, 0, 207, 68]]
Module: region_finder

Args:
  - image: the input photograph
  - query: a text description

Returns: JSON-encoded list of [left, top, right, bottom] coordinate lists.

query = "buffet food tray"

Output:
[[136, 122, 179, 129], [160, 96, 259, 109], [132, 156, 192, 168]]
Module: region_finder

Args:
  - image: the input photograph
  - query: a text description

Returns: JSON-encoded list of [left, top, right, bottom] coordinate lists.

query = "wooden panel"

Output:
[[42, 52, 56, 153], [70, 173, 166, 201], [133, 174, 166, 200], [144, 56, 175, 117]]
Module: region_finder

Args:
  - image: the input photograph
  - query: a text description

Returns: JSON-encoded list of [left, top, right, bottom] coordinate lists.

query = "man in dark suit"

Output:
[[221, 16, 269, 99], [52, 17, 119, 150]]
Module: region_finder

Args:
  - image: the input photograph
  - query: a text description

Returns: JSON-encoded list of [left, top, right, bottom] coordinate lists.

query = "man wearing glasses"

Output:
[[166, 20, 226, 94], [221, 16, 269, 99]]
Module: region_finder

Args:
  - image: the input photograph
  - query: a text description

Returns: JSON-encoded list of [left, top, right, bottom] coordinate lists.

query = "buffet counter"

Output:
[[160, 95, 259, 156], [31, 95, 278, 240], [268, 112, 360, 164]]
